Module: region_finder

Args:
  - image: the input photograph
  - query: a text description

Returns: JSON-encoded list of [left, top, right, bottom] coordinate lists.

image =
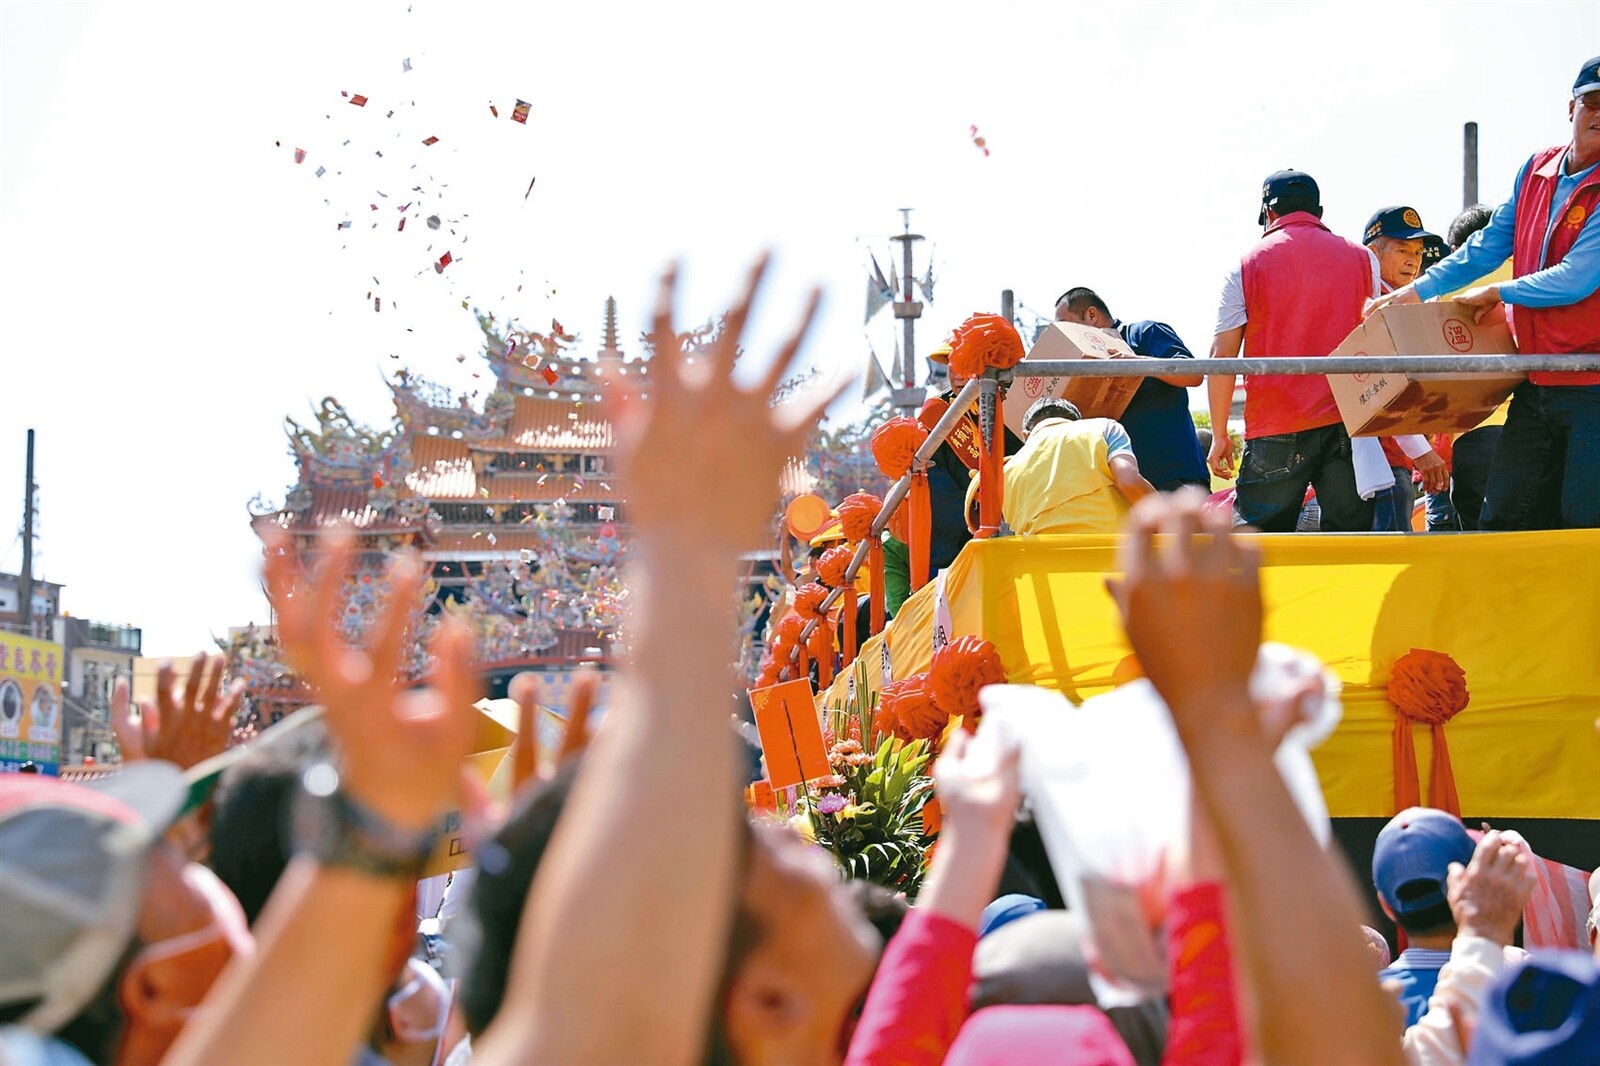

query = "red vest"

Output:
[[1511, 145, 1600, 385], [1240, 213, 1373, 438]]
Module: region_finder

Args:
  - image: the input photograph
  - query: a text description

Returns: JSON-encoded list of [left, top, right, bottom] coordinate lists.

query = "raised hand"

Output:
[[263, 527, 478, 832], [1446, 829, 1536, 945], [112, 654, 244, 770], [510, 668, 597, 792], [611, 255, 846, 557], [1106, 489, 1262, 735]]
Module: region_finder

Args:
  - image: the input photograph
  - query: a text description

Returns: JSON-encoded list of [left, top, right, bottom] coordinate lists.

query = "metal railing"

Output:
[[781, 352, 1600, 674]]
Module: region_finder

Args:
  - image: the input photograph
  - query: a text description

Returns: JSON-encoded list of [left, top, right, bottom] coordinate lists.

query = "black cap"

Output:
[[1363, 205, 1430, 245], [1575, 55, 1600, 96], [1259, 169, 1320, 225]]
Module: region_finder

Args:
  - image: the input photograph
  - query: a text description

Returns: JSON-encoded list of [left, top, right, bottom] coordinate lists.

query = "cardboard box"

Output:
[[1004, 321, 1146, 436], [1327, 303, 1523, 436]]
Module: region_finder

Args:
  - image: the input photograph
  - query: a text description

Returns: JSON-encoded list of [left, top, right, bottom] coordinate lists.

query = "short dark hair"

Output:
[[1270, 196, 1323, 220], [1022, 398, 1082, 433], [455, 758, 763, 1044], [1393, 879, 1457, 939], [208, 718, 331, 926], [1447, 204, 1494, 250], [1053, 287, 1112, 319]]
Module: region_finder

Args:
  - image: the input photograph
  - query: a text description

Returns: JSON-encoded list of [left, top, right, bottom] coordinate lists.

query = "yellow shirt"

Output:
[[977, 417, 1129, 535]]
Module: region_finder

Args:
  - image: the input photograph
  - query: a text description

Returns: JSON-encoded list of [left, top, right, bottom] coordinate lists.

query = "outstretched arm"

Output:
[[1108, 491, 1402, 1065], [165, 533, 479, 1066], [474, 257, 844, 1064]]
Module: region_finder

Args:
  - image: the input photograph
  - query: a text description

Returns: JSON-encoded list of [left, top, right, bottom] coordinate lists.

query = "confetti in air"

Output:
[[969, 125, 990, 157], [511, 99, 531, 124], [349, 94, 368, 107]]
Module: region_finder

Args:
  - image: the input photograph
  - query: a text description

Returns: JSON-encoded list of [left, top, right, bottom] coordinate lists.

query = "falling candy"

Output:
[[524, 176, 536, 200], [489, 103, 499, 118], [435, 251, 452, 273], [427, 215, 441, 230], [511, 99, 531, 124], [293, 147, 307, 163], [350, 94, 368, 107], [373, 474, 385, 489], [402, 57, 412, 72], [969, 124, 990, 157], [541, 365, 559, 385], [422, 136, 438, 146], [315, 166, 326, 177]]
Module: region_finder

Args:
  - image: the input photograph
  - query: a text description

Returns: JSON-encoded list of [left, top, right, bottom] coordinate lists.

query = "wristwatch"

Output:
[[293, 764, 440, 879]]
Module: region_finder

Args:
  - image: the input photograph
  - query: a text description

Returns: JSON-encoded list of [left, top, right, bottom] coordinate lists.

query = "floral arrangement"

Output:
[[805, 733, 936, 893]]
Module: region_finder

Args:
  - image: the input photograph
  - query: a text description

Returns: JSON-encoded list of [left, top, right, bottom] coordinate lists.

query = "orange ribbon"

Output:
[[841, 591, 859, 669], [1388, 649, 1469, 815], [908, 470, 932, 591], [867, 538, 886, 635]]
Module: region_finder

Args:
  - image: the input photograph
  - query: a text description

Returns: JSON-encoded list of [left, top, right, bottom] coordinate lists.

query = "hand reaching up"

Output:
[[1447, 830, 1536, 946], [611, 255, 846, 557], [510, 668, 597, 792], [112, 654, 244, 770], [1106, 489, 1263, 737], [263, 528, 478, 833]]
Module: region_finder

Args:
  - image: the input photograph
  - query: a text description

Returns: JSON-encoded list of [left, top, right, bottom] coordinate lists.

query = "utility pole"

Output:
[[888, 208, 926, 414], [1464, 122, 1479, 209], [1000, 289, 1015, 325], [19, 430, 35, 635]]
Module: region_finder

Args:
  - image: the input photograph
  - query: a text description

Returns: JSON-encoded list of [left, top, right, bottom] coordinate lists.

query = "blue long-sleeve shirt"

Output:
[[1414, 149, 1600, 307]]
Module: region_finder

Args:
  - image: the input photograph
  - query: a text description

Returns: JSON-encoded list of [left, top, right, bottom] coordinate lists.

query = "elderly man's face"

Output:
[[1573, 91, 1600, 163], [1373, 237, 1425, 290]]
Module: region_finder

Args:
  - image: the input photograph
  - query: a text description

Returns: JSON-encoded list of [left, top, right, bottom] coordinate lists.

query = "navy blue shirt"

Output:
[[1117, 319, 1209, 489]]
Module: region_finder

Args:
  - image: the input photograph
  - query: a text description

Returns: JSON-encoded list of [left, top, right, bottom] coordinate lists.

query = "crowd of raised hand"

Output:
[[1, 259, 1596, 1066]]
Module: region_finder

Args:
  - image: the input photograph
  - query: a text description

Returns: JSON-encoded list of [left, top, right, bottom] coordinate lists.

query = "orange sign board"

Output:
[[748, 678, 830, 790]]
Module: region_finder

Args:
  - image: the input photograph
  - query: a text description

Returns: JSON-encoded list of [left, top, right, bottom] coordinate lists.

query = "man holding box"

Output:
[[1361, 206, 1451, 529], [1207, 169, 1377, 531], [1368, 56, 1600, 529], [1053, 287, 1209, 493]]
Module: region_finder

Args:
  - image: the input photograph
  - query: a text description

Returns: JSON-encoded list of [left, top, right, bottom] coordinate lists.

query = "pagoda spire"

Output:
[[603, 296, 619, 353], [596, 296, 625, 377]]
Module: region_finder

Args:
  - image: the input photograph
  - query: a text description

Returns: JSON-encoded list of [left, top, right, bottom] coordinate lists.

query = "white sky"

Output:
[[0, 0, 1593, 656]]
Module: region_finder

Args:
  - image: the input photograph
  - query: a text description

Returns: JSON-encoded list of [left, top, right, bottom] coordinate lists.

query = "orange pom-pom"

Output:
[[948, 313, 1026, 380], [792, 582, 830, 620], [774, 613, 805, 644], [816, 544, 854, 589], [928, 636, 1008, 719], [871, 417, 929, 480], [879, 673, 947, 741], [837, 492, 884, 543], [1388, 649, 1469, 725]]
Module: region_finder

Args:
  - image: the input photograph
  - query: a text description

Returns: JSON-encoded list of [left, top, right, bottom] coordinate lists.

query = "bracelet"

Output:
[[292, 764, 440, 880]]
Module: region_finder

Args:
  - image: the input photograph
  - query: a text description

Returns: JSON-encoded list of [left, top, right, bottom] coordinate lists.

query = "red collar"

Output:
[[1263, 210, 1329, 238]]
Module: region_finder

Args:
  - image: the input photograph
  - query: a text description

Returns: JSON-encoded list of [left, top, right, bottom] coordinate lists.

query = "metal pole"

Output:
[[1001, 289, 1015, 325], [888, 209, 927, 414], [1464, 122, 1479, 209], [1010, 353, 1600, 376], [19, 430, 34, 634]]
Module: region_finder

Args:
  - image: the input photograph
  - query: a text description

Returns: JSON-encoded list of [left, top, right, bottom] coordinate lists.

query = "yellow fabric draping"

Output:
[[817, 531, 1600, 819]]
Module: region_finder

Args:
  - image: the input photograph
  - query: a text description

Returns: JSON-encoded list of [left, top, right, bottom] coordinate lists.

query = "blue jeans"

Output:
[[1425, 490, 1459, 531], [1234, 424, 1374, 532], [1481, 383, 1600, 530]]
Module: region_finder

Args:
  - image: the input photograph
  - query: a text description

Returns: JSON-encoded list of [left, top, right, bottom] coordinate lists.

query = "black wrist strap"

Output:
[[293, 768, 439, 880]]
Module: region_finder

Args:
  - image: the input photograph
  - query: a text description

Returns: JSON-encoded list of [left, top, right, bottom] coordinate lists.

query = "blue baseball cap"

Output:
[[1371, 807, 1475, 919], [1258, 169, 1321, 225], [1574, 55, 1600, 96], [1363, 205, 1431, 245], [979, 894, 1047, 939], [1473, 951, 1600, 1065]]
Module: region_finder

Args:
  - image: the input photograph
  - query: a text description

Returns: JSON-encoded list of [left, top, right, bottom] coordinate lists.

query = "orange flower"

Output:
[[1388, 649, 1469, 725], [837, 492, 884, 543], [792, 582, 830, 620], [815, 774, 847, 791], [817, 544, 854, 589], [948, 312, 1026, 380], [774, 613, 805, 644], [871, 417, 929, 480], [928, 635, 1008, 719], [879, 673, 948, 741]]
